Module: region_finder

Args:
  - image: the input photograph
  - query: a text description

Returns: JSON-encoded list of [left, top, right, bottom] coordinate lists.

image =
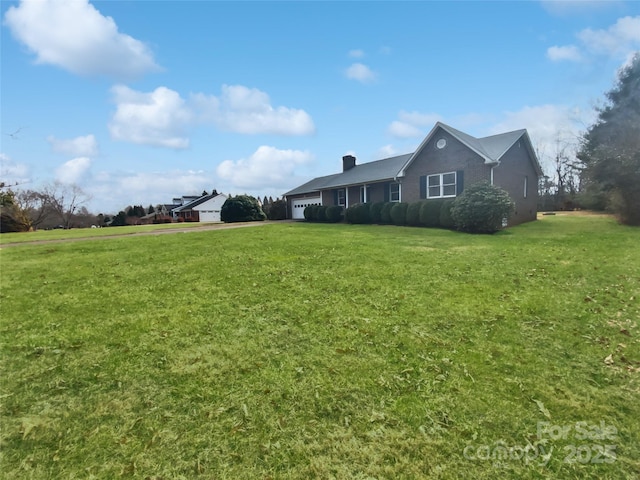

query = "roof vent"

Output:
[[342, 155, 356, 172]]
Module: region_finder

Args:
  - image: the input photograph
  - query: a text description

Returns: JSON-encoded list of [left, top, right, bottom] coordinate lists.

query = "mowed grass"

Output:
[[0, 221, 211, 245], [1, 216, 638, 479]]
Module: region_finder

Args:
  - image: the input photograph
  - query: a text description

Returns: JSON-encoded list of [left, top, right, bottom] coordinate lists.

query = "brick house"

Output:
[[284, 122, 543, 226]]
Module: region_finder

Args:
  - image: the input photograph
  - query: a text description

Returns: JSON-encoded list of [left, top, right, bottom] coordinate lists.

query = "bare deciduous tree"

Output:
[[41, 182, 92, 228]]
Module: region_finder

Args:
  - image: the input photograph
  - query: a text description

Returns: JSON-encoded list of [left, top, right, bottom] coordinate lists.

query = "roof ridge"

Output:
[[438, 122, 491, 159], [478, 128, 526, 141]]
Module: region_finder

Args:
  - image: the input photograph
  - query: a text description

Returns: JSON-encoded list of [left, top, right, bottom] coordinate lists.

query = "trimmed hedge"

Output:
[[345, 203, 371, 224], [325, 205, 344, 223], [419, 199, 443, 227], [369, 202, 385, 224], [304, 205, 325, 221], [406, 201, 423, 226], [380, 203, 394, 224], [297, 183, 516, 234], [390, 202, 409, 226], [440, 199, 455, 229], [451, 182, 514, 233]]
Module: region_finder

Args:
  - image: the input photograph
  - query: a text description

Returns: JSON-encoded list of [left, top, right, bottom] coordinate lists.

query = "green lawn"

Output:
[[0, 221, 211, 245], [1, 216, 638, 479]]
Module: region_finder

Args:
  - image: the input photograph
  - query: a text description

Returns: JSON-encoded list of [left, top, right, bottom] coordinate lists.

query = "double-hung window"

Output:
[[427, 172, 457, 198], [336, 188, 346, 206], [389, 182, 400, 202]]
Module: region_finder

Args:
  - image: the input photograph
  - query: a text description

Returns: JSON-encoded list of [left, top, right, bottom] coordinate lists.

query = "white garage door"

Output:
[[291, 197, 321, 219], [199, 210, 221, 222]]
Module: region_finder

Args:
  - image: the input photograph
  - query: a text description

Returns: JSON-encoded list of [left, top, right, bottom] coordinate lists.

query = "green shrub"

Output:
[[390, 202, 408, 225], [345, 203, 370, 224], [380, 202, 394, 224], [303, 205, 312, 221], [266, 199, 287, 220], [304, 205, 318, 221], [451, 182, 514, 233], [221, 195, 267, 223], [419, 199, 443, 227], [439, 199, 455, 229], [369, 202, 385, 224], [325, 206, 344, 223], [406, 201, 423, 226], [316, 205, 328, 222], [358, 203, 372, 224]]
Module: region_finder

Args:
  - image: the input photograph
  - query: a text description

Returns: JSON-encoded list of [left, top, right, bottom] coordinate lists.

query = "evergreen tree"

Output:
[[110, 211, 127, 226], [577, 53, 640, 225]]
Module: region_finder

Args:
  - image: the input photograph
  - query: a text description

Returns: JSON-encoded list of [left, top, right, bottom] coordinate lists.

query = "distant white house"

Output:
[[172, 193, 228, 222]]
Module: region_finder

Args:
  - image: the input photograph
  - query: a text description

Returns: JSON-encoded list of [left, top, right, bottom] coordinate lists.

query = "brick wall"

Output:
[[492, 141, 539, 225], [401, 129, 490, 202]]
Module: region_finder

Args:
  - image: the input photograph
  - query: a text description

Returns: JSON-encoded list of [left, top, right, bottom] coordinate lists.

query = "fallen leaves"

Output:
[[533, 399, 551, 419]]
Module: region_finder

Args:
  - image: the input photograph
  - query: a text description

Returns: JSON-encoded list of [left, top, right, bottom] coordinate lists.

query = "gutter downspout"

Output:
[[490, 161, 500, 185]]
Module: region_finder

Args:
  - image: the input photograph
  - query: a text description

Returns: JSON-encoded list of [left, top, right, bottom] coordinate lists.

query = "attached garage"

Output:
[[291, 196, 321, 219], [197, 209, 222, 222]]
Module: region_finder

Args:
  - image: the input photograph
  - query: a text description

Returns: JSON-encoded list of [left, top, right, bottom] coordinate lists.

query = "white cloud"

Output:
[[387, 110, 442, 138], [3, 0, 159, 80], [118, 170, 209, 195], [0, 153, 30, 184], [55, 157, 91, 184], [345, 63, 376, 83], [48, 134, 98, 156], [195, 85, 316, 135], [577, 16, 640, 56], [109, 85, 192, 149], [547, 45, 583, 62], [387, 121, 424, 138], [547, 16, 640, 63], [376, 144, 398, 158], [487, 104, 593, 174], [349, 49, 365, 58], [216, 146, 313, 189], [109, 84, 315, 148]]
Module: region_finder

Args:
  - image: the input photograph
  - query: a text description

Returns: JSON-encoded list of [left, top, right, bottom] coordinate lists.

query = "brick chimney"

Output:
[[342, 155, 356, 172]]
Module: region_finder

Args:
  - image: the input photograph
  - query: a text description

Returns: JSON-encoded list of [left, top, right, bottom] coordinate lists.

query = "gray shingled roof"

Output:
[[284, 153, 411, 196], [441, 123, 527, 162]]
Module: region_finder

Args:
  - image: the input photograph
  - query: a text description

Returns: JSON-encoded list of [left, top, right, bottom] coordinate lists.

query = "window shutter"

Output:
[[333, 189, 338, 205], [456, 170, 464, 195], [384, 182, 390, 202], [420, 175, 426, 199]]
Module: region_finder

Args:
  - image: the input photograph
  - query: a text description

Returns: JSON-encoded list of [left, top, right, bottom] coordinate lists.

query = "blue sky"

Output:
[[1, 0, 639, 214]]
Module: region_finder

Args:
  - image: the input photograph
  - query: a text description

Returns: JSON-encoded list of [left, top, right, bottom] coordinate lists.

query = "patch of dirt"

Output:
[[538, 210, 613, 218]]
